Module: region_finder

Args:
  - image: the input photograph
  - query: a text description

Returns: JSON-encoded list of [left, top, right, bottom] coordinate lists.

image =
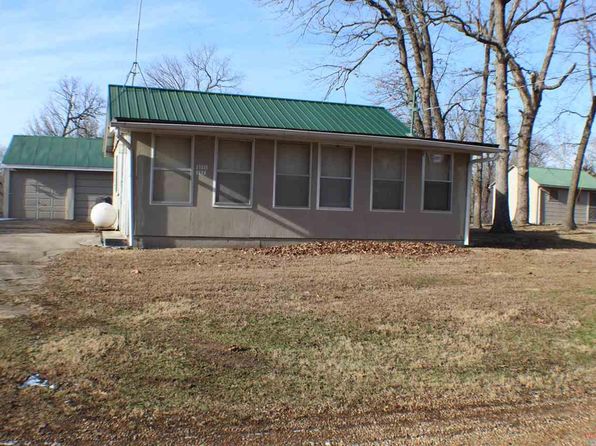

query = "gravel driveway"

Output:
[[0, 220, 100, 318]]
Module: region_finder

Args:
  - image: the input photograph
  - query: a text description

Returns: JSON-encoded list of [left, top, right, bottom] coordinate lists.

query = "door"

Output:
[[74, 172, 113, 221], [590, 192, 596, 223], [10, 170, 67, 219]]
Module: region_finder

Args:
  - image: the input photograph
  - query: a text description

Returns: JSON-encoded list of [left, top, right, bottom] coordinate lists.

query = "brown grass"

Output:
[[0, 228, 595, 444]]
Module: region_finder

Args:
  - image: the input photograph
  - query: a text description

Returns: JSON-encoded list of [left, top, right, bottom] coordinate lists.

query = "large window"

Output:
[[274, 141, 311, 208], [151, 135, 193, 205], [372, 148, 405, 210], [318, 144, 354, 209], [423, 152, 452, 211], [214, 139, 254, 206]]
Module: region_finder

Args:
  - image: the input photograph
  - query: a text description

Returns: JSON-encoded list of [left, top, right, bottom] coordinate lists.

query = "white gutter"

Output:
[[3, 164, 112, 172], [128, 143, 134, 247], [111, 121, 501, 154], [464, 155, 473, 246]]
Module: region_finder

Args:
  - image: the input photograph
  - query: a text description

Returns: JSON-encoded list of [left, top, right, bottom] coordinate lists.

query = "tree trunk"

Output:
[[473, 42, 491, 228], [513, 112, 535, 225], [564, 95, 596, 230], [490, 0, 514, 233]]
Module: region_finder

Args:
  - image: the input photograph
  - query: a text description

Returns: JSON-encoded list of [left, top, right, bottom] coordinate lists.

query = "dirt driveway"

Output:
[[0, 220, 99, 318]]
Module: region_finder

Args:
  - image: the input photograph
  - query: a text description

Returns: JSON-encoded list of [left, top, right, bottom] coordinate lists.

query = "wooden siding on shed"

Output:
[[74, 172, 113, 220], [541, 187, 589, 224], [10, 170, 68, 219]]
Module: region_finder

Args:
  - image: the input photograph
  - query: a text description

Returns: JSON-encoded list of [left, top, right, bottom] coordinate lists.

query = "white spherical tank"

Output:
[[90, 202, 117, 228]]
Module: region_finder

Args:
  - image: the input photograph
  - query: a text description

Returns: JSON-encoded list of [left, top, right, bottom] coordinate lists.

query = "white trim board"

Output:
[[111, 121, 502, 154], [4, 164, 112, 172]]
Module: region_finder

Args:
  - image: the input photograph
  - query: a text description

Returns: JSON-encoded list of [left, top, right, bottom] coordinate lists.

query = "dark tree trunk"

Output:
[[490, 0, 514, 233], [564, 95, 596, 230]]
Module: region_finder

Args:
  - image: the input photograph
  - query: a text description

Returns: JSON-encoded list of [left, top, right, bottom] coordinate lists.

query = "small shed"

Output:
[[504, 166, 596, 225], [2, 136, 113, 221]]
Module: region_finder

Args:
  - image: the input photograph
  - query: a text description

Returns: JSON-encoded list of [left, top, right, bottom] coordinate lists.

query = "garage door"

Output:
[[10, 170, 68, 219], [74, 172, 113, 221]]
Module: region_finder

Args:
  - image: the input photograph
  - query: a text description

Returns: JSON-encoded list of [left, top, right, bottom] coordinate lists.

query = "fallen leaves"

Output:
[[246, 240, 468, 259]]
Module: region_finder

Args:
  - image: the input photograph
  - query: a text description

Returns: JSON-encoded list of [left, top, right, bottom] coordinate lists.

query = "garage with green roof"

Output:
[[2, 135, 113, 220], [105, 85, 500, 248], [504, 165, 596, 225]]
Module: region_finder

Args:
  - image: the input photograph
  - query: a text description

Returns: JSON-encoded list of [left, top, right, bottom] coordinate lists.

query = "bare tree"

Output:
[[472, 39, 492, 228], [507, 1, 592, 226], [146, 45, 244, 92], [28, 77, 105, 138], [434, 0, 514, 232], [564, 6, 595, 229], [265, 0, 462, 138]]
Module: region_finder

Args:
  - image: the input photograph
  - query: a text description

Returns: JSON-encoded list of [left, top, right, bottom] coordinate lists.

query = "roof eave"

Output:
[[2, 163, 112, 172], [111, 119, 502, 154]]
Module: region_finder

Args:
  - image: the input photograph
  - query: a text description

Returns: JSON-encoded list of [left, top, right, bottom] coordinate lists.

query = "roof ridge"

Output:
[[11, 134, 103, 140], [530, 166, 573, 171], [108, 84, 389, 110]]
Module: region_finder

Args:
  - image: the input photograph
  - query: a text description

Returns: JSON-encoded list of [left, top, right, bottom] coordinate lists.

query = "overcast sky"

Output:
[[0, 0, 592, 163]]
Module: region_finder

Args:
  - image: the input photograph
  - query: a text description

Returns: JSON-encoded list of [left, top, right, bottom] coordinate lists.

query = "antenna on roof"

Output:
[[124, 0, 147, 86]]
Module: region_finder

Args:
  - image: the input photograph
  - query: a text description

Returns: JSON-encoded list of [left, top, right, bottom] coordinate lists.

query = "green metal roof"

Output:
[[2, 135, 113, 169], [529, 166, 596, 190], [108, 85, 410, 137]]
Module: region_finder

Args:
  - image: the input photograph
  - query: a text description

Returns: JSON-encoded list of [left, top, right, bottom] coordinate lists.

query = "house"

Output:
[[504, 165, 596, 225], [2, 135, 113, 220], [104, 85, 500, 248]]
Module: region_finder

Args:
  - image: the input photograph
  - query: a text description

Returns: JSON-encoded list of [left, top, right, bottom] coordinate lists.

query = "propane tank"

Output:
[[90, 202, 117, 228]]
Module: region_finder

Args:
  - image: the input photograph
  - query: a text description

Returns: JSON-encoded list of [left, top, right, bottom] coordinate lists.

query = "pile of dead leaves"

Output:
[[247, 240, 468, 259]]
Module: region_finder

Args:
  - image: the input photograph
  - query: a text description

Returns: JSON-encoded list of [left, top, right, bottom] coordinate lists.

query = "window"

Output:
[[423, 152, 452, 211], [151, 135, 193, 204], [318, 144, 354, 209], [548, 189, 560, 201], [214, 139, 254, 206], [275, 141, 311, 208], [372, 148, 405, 210]]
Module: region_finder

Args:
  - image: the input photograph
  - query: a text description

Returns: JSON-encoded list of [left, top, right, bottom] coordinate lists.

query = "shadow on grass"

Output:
[[471, 226, 596, 250]]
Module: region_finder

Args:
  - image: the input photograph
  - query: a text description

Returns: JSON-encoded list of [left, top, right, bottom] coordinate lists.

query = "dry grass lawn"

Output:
[[0, 227, 595, 444]]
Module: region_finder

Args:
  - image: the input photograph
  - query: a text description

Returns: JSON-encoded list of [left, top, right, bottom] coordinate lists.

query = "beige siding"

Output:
[[130, 132, 471, 247], [541, 187, 589, 224], [74, 172, 113, 220], [9, 170, 68, 219]]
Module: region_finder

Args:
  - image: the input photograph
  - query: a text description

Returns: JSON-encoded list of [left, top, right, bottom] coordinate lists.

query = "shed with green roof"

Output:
[[2, 135, 113, 220], [504, 166, 596, 225]]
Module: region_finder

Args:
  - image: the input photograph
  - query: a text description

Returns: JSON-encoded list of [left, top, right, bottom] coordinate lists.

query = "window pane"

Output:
[[218, 140, 252, 172], [154, 135, 192, 169], [373, 180, 404, 210], [374, 149, 404, 180], [275, 175, 309, 207], [424, 181, 451, 211], [153, 170, 191, 203], [320, 145, 352, 177], [277, 142, 310, 175], [320, 178, 351, 208], [216, 172, 251, 204], [425, 153, 451, 181]]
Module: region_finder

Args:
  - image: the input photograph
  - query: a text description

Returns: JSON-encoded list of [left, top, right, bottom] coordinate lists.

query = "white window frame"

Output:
[[370, 147, 407, 213], [273, 140, 313, 209], [149, 133, 195, 206], [316, 143, 355, 211], [213, 137, 255, 208], [420, 151, 454, 213]]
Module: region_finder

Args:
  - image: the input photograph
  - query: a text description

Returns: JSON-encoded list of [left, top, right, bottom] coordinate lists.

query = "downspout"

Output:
[[114, 128, 135, 247], [128, 141, 135, 247], [464, 155, 473, 246], [3, 169, 10, 218]]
